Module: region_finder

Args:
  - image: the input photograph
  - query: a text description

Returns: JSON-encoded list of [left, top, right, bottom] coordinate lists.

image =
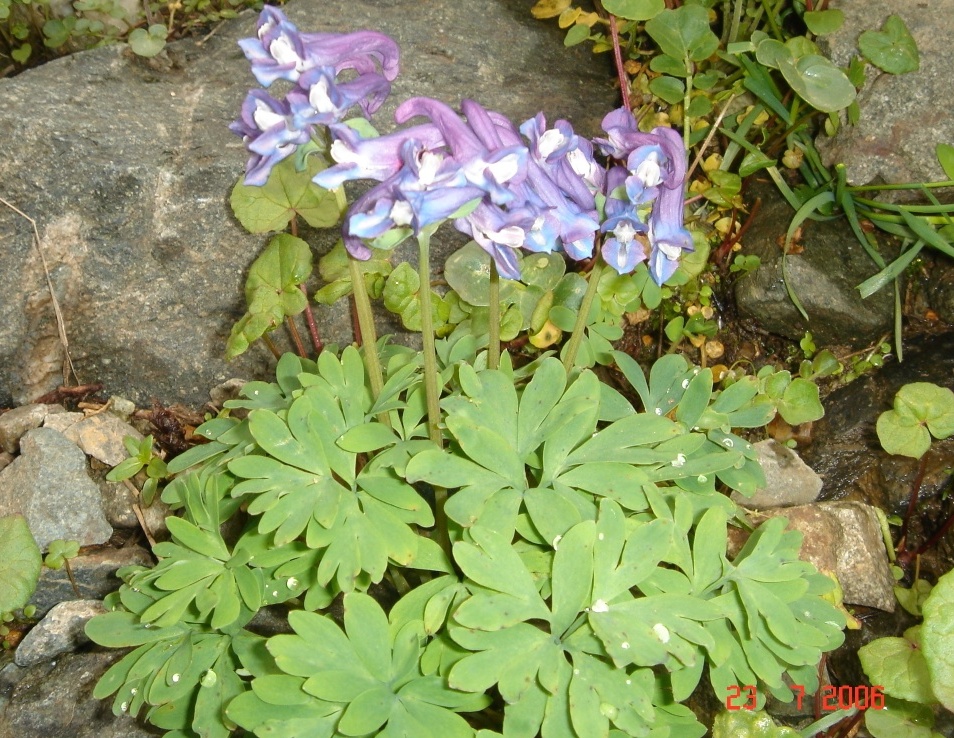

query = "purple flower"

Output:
[[396, 98, 528, 205], [648, 184, 694, 284], [286, 66, 392, 131], [229, 90, 311, 185], [454, 202, 534, 280], [311, 122, 446, 189], [239, 7, 399, 88], [600, 166, 649, 274], [340, 136, 485, 259]]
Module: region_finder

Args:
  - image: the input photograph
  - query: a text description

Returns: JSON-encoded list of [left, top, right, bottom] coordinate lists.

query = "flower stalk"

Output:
[[562, 258, 604, 371], [488, 259, 501, 369]]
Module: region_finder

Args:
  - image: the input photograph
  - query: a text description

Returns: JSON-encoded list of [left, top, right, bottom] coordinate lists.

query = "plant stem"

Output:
[[261, 332, 282, 360], [488, 260, 500, 370], [299, 284, 323, 355], [563, 259, 604, 371], [608, 13, 631, 111], [286, 315, 307, 357], [349, 257, 385, 402], [416, 229, 452, 561], [334, 184, 385, 403], [417, 230, 443, 447]]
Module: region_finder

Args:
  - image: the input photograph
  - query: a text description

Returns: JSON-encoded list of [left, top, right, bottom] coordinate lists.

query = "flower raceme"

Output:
[[230, 7, 399, 185], [231, 8, 693, 284]]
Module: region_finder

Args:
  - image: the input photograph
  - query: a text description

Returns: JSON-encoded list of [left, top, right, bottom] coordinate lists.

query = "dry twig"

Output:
[[0, 196, 77, 387]]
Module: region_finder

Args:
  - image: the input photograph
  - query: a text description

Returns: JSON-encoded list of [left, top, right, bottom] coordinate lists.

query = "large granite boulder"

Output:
[[0, 0, 615, 407]]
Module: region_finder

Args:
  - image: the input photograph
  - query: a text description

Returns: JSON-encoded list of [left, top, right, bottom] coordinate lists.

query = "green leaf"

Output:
[[645, 5, 719, 62], [877, 383, 954, 458], [0, 515, 41, 612], [859, 15, 920, 74], [921, 569, 954, 710], [803, 9, 844, 36], [230, 153, 341, 234], [650, 53, 689, 78], [649, 75, 686, 105], [600, 0, 664, 22], [777, 377, 824, 425], [712, 709, 801, 737], [128, 24, 167, 58], [453, 526, 547, 607], [336, 422, 399, 453], [865, 696, 943, 738], [11, 43, 31, 64], [858, 629, 935, 704], [937, 143, 954, 181], [85, 611, 188, 648], [563, 23, 590, 47], [227, 234, 313, 358]]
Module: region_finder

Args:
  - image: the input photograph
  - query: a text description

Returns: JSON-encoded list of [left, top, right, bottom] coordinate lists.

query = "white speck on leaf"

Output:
[[652, 623, 670, 643], [592, 599, 609, 613]]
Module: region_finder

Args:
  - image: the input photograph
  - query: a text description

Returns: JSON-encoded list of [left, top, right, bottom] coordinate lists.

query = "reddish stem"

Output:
[[300, 284, 323, 355], [286, 315, 307, 357], [898, 454, 929, 559], [608, 14, 631, 111]]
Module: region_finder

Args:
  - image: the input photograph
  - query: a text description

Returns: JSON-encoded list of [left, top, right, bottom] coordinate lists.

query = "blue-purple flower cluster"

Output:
[[231, 8, 692, 285], [229, 7, 399, 185]]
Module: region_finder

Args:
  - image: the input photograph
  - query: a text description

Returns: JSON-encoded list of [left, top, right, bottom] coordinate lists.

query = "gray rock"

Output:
[[62, 412, 143, 467], [817, 0, 954, 195], [0, 428, 112, 550], [0, 0, 615, 408], [97, 476, 171, 536], [43, 411, 85, 435], [209, 377, 247, 408], [734, 186, 895, 345], [0, 650, 155, 738], [0, 404, 65, 454], [0, 452, 12, 473], [29, 545, 153, 617], [756, 501, 895, 611], [732, 439, 823, 508], [106, 396, 137, 421], [14, 600, 105, 668]]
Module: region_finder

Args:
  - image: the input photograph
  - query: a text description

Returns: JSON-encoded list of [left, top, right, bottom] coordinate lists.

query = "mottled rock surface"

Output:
[[14, 600, 105, 668], [734, 186, 896, 346], [817, 0, 954, 195]]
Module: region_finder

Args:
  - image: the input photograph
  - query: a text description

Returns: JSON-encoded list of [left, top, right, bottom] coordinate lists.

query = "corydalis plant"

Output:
[[230, 6, 692, 287]]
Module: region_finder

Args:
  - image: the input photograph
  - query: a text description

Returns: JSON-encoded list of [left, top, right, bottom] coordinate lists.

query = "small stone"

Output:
[[107, 396, 137, 421], [62, 413, 143, 467], [97, 476, 171, 537], [0, 427, 112, 550], [42, 411, 84, 435], [732, 439, 823, 509], [0, 404, 66, 454], [14, 600, 106, 667], [756, 501, 895, 611], [209, 378, 248, 408]]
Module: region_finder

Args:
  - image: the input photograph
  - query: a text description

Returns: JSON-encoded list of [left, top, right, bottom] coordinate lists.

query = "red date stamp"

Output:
[[726, 684, 885, 711]]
